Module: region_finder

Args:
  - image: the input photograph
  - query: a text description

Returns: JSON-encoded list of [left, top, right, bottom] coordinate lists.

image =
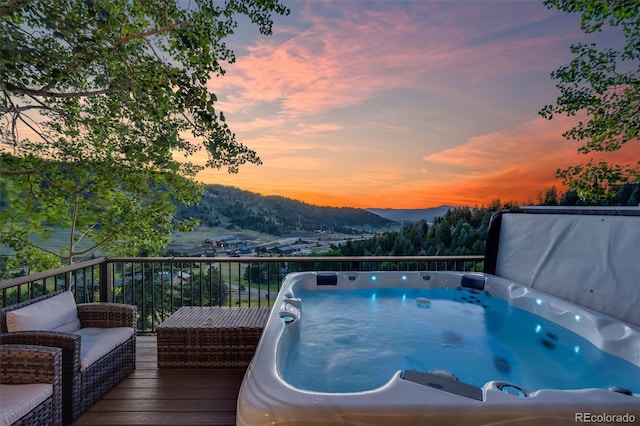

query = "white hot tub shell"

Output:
[[237, 271, 640, 426]]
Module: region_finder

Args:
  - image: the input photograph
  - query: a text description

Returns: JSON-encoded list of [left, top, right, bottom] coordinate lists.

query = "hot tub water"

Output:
[[282, 287, 640, 394]]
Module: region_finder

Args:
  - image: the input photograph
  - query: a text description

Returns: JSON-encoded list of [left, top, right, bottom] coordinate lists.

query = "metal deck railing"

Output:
[[1, 255, 484, 333]]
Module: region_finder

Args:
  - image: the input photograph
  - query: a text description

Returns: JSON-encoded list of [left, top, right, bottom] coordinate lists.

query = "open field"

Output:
[[167, 226, 278, 249], [166, 225, 379, 256]]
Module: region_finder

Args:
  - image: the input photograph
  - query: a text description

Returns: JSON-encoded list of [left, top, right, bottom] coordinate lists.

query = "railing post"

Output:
[[99, 260, 113, 303]]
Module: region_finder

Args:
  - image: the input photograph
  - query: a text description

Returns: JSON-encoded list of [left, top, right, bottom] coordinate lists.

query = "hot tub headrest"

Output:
[[316, 273, 338, 286]]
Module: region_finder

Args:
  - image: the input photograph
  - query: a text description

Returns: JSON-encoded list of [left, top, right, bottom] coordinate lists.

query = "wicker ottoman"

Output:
[[157, 306, 271, 368]]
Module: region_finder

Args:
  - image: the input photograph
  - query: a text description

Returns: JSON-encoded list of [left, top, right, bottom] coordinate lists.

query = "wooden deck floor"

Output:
[[73, 336, 246, 426]]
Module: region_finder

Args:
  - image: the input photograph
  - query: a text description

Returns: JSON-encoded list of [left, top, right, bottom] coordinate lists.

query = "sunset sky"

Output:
[[196, 0, 639, 209]]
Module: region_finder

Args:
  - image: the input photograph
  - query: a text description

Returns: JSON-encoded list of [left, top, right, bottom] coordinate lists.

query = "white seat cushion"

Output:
[[74, 327, 135, 371], [5, 291, 81, 333], [0, 383, 53, 426]]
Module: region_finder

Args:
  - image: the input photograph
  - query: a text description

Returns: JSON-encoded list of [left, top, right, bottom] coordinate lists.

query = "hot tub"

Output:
[[237, 271, 640, 426]]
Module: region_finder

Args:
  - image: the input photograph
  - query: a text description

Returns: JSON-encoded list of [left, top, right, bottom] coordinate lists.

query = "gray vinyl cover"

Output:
[[495, 212, 640, 327]]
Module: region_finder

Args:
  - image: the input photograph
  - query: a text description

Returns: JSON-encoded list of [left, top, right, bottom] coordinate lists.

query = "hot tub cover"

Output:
[[485, 206, 640, 327]]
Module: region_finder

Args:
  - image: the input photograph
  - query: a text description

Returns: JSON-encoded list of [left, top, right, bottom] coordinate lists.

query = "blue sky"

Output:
[[194, 0, 638, 208]]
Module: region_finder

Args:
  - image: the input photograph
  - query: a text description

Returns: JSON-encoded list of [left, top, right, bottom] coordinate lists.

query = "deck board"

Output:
[[73, 336, 246, 426]]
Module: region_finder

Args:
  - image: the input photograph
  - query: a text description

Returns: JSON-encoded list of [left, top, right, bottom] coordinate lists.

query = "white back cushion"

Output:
[[6, 291, 81, 333]]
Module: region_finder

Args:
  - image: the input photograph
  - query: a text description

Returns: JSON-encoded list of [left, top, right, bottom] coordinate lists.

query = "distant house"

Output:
[[155, 271, 191, 286], [225, 246, 252, 256], [223, 238, 244, 246], [171, 271, 191, 286], [164, 244, 204, 256], [206, 235, 246, 248], [270, 245, 297, 255]]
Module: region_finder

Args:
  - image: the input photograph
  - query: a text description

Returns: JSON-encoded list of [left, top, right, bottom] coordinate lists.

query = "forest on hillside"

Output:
[[326, 184, 640, 257], [176, 184, 395, 235], [327, 201, 508, 257]]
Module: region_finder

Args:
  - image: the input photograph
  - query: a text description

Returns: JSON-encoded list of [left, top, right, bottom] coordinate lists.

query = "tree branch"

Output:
[[13, 103, 53, 144], [114, 21, 192, 47], [72, 223, 130, 258], [67, 182, 80, 265], [0, 0, 30, 18], [4, 234, 64, 260], [72, 223, 97, 251], [0, 161, 65, 176], [11, 86, 112, 98]]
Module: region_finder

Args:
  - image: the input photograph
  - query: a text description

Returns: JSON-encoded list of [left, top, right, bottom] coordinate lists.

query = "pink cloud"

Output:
[[210, 2, 579, 123]]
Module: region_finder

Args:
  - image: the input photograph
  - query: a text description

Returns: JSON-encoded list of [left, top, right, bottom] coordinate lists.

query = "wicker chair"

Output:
[[0, 344, 62, 426], [0, 292, 136, 424]]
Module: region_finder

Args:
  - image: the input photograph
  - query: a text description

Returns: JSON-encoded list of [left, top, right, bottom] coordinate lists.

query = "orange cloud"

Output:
[[415, 116, 640, 207], [200, 116, 639, 209]]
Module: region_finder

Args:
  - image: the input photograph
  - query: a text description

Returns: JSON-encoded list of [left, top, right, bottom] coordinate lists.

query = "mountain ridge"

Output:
[[177, 185, 396, 235], [176, 185, 457, 236], [366, 206, 455, 224]]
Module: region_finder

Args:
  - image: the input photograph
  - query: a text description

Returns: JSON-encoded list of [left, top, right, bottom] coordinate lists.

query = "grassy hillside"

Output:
[[176, 185, 397, 236]]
